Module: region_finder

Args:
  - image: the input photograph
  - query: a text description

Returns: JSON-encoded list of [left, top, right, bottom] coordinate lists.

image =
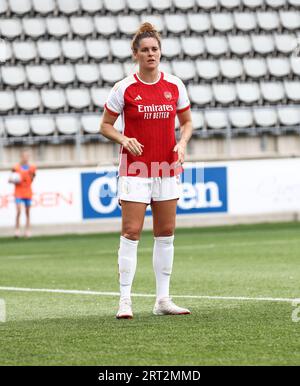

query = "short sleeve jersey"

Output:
[[13, 163, 36, 199], [104, 72, 190, 178]]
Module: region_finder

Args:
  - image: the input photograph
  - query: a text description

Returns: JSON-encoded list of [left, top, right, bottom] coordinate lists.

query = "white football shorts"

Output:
[[117, 175, 181, 204]]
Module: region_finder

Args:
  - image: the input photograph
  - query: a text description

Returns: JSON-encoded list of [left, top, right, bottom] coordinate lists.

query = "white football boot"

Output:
[[153, 297, 191, 316], [116, 298, 133, 319]]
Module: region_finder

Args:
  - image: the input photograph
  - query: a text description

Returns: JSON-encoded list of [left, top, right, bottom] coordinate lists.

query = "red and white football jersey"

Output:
[[104, 72, 190, 178]]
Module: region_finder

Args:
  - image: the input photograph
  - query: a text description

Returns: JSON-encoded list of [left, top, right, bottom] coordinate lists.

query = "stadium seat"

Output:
[[204, 36, 228, 57], [13, 41, 37, 63], [187, 13, 211, 33], [37, 41, 62, 62], [15, 90, 41, 112], [81, 114, 101, 134], [127, 0, 150, 13], [251, 35, 275, 55], [0, 0, 8, 14], [172, 61, 196, 81], [236, 82, 261, 104], [277, 106, 300, 127], [266, 0, 286, 8], [290, 57, 300, 76], [211, 13, 234, 33], [110, 39, 132, 60], [41, 89, 66, 111], [51, 64, 76, 86], [1, 66, 26, 87], [2, 42, 12, 62], [100, 63, 124, 84], [26, 65, 51, 87], [213, 83, 237, 105], [204, 110, 228, 130], [219, 0, 241, 9], [159, 61, 172, 74], [123, 62, 138, 76], [288, 0, 300, 6], [94, 16, 118, 36], [191, 110, 204, 130], [66, 89, 91, 110], [32, 0, 56, 14], [75, 64, 100, 85], [243, 58, 267, 78], [284, 81, 300, 102], [9, 0, 31, 15], [196, 59, 220, 80], [118, 15, 140, 35], [253, 108, 278, 127], [91, 87, 110, 108], [242, 0, 264, 9], [0, 118, 4, 137], [233, 12, 257, 31], [150, 0, 172, 12], [260, 82, 285, 103], [70, 17, 94, 37], [0, 19, 22, 40], [140, 15, 164, 32], [256, 12, 280, 31], [161, 38, 181, 58], [80, 0, 103, 14], [46, 18, 70, 38], [196, 0, 218, 10], [56, 115, 80, 135], [219, 58, 243, 79], [267, 57, 290, 78], [174, 0, 195, 10], [30, 115, 56, 136], [103, 0, 126, 13], [274, 34, 297, 54], [228, 35, 252, 56], [188, 84, 213, 105], [23, 18, 46, 39], [164, 14, 188, 35], [62, 40, 86, 61], [279, 11, 300, 30], [57, 0, 80, 15], [181, 37, 205, 57], [0, 91, 15, 113], [228, 109, 254, 129], [5, 117, 30, 136], [86, 39, 110, 60]]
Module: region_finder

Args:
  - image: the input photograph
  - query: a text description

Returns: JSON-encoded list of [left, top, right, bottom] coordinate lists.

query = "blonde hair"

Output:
[[131, 22, 161, 53]]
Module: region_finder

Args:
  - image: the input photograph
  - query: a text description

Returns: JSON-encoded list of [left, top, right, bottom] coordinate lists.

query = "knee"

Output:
[[122, 227, 141, 241], [154, 227, 174, 238]]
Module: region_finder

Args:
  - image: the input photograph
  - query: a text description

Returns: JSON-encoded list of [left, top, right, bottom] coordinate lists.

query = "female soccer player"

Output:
[[9, 150, 36, 238], [100, 23, 193, 319]]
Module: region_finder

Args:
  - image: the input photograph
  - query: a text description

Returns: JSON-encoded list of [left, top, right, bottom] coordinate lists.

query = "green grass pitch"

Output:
[[0, 222, 300, 366]]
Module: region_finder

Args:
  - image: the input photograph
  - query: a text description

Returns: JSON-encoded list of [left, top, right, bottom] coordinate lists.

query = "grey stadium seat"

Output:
[[150, 0, 172, 12], [13, 41, 37, 62], [110, 39, 132, 60], [30, 116, 56, 136], [187, 13, 211, 33], [0, 91, 15, 113], [243, 58, 267, 79], [127, 0, 150, 13], [81, 114, 101, 134], [191, 111, 204, 130], [277, 106, 300, 127], [251, 35, 275, 55], [279, 11, 300, 30], [100, 63, 124, 84], [242, 0, 264, 8], [140, 15, 164, 32], [66, 89, 91, 110], [253, 108, 278, 127], [56, 116, 80, 135], [23, 19, 46, 39], [266, 0, 286, 8], [219, 58, 243, 79], [0, 19, 22, 40], [5, 117, 30, 137], [204, 110, 228, 130], [118, 15, 140, 35], [260, 82, 285, 103], [26, 65, 51, 87], [32, 0, 56, 14], [228, 35, 252, 56], [161, 38, 181, 58], [75, 64, 100, 85], [0, 0, 8, 14], [172, 61, 196, 81], [94, 16, 118, 36], [211, 13, 234, 33], [9, 0, 31, 15], [62, 40, 86, 61], [174, 0, 195, 10], [197, 0, 218, 10], [104, 0, 126, 13], [274, 34, 297, 55], [57, 0, 80, 15], [86, 40, 110, 60], [46, 18, 70, 38], [1, 66, 26, 87], [196, 60, 220, 80], [290, 57, 300, 76], [267, 57, 290, 78], [70, 17, 94, 37], [204, 36, 228, 57], [164, 14, 188, 34], [91, 88, 111, 108], [212, 83, 237, 106], [228, 109, 254, 130], [181, 37, 205, 57], [234, 12, 257, 32], [80, 0, 103, 14], [284, 81, 300, 102], [288, 0, 300, 6], [220, 0, 241, 8], [37, 41, 62, 62], [51, 64, 76, 86], [15, 90, 41, 112], [41, 89, 66, 111], [256, 12, 280, 31], [188, 84, 213, 106], [236, 82, 261, 104]]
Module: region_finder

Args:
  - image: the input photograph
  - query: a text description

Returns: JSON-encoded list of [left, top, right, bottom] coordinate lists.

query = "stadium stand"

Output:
[[0, 0, 300, 166]]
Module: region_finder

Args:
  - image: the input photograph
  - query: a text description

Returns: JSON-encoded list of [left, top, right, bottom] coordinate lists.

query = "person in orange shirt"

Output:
[[9, 151, 36, 238]]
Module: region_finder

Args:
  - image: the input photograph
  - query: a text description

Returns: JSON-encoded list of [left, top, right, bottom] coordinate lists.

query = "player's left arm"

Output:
[[173, 108, 193, 164]]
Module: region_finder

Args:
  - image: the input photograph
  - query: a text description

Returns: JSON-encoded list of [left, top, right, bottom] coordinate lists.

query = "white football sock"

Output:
[[153, 235, 174, 301], [118, 236, 138, 300]]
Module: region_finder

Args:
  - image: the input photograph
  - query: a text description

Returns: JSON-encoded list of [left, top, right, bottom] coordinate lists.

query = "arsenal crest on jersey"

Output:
[[164, 91, 172, 101]]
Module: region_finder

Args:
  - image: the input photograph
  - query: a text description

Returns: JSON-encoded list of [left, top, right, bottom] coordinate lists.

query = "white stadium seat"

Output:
[[94, 16, 118, 36], [288, 0, 300, 6], [16, 90, 41, 112], [196, 60, 220, 80], [80, 0, 103, 14], [187, 13, 211, 33], [260, 82, 285, 103], [5, 117, 30, 136], [274, 34, 297, 54], [181, 37, 205, 57], [127, 0, 149, 12], [23, 19, 46, 39], [174, 0, 195, 10], [284, 81, 300, 102], [290, 57, 300, 76], [251, 35, 275, 55], [123, 62, 138, 76], [26, 65, 51, 87], [228, 35, 252, 56], [1, 66, 26, 87], [75, 64, 100, 85], [242, 0, 264, 8], [41, 89, 66, 111], [70, 17, 94, 37], [118, 15, 140, 35], [57, 0, 80, 15], [56, 116, 80, 135], [172, 61, 196, 81], [0, 19, 22, 40], [243, 58, 267, 78], [2, 42, 12, 62], [81, 114, 101, 134], [253, 108, 277, 127], [266, 0, 286, 8], [62, 40, 86, 61], [211, 13, 234, 33], [188, 84, 213, 105], [196, 0, 218, 10], [30, 116, 56, 136], [51, 64, 76, 86], [161, 38, 181, 58], [37, 41, 62, 62], [86, 40, 110, 60], [13, 41, 37, 62], [100, 63, 124, 84], [234, 12, 257, 31], [110, 39, 132, 60], [256, 12, 280, 31], [46, 18, 70, 38], [0, 118, 4, 137], [219, 58, 243, 79], [220, 0, 241, 8], [104, 0, 126, 13], [140, 15, 164, 32], [165, 14, 188, 34], [0, 91, 15, 112], [267, 57, 290, 78], [277, 107, 300, 126], [191, 111, 204, 130], [204, 110, 228, 130], [66, 89, 91, 110], [204, 36, 228, 57], [279, 11, 300, 30], [228, 109, 254, 129], [91, 88, 111, 108], [213, 83, 237, 105], [9, 0, 31, 15], [159, 61, 172, 74], [150, 0, 172, 12], [236, 82, 261, 104], [32, 0, 56, 14], [0, 0, 8, 14]]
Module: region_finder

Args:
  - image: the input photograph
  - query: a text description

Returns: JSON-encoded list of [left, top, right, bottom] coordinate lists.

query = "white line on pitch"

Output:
[[0, 286, 298, 303]]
